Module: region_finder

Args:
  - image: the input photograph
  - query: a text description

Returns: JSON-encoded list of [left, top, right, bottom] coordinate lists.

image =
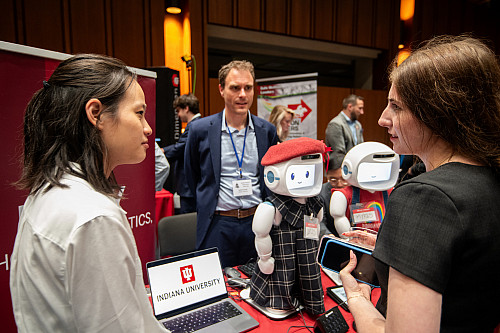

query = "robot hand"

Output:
[[252, 202, 277, 274], [330, 190, 350, 238]]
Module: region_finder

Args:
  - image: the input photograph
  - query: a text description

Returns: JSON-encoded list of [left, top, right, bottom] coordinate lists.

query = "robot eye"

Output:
[[343, 165, 349, 176], [291, 173, 295, 180], [266, 171, 275, 183], [305, 171, 310, 178]]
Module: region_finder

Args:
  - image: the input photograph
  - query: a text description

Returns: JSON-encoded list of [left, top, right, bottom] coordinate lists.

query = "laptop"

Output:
[[146, 247, 259, 333]]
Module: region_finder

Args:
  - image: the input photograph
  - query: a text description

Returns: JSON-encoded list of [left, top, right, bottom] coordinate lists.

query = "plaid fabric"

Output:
[[249, 194, 325, 315]]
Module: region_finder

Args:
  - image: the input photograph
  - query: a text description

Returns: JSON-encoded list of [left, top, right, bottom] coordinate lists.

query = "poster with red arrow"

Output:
[[257, 78, 317, 140]]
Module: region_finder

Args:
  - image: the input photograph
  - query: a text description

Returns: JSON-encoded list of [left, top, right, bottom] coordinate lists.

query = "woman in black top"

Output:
[[339, 35, 500, 332]]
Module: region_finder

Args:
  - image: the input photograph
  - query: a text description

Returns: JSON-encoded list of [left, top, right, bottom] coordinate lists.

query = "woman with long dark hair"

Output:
[[10, 54, 167, 332]]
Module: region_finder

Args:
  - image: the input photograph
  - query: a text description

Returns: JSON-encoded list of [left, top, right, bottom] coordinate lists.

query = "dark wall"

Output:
[[0, 0, 166, 69], [2, 0, 499, 95], [414, 0, 500, 48], [204, 0, 400, 90], [206, 0, 400, 49], [2, 0, 499, 145]]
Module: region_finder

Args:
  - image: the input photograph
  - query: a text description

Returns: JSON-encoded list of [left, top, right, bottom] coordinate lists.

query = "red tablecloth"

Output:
[[155, 189, 174, 223], [147, 265, 500, 332], [230, 270, 381, 333]]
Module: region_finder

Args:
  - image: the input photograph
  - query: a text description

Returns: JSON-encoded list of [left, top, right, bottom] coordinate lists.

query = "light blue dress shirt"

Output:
[[215, 110, 262, 211], [341, 111, 358, 145]]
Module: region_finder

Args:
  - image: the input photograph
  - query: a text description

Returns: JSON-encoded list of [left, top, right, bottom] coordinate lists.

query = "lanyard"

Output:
[[226, 120, 248, 178]]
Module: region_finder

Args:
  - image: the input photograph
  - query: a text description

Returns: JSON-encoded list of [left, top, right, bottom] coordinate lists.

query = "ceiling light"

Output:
[[166, 0, 181, 14]]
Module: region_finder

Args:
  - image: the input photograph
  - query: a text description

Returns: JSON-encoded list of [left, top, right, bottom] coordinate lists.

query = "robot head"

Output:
[[341, 142, 399, 191], [262, 137, 325, 197]]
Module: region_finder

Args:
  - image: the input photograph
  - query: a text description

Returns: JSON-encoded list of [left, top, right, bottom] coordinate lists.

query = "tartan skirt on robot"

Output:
[[249, 194, 325, 315]]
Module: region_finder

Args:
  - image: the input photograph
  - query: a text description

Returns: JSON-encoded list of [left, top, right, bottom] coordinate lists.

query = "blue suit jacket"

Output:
[[185, 111, 278, 248], [163, 116, 200, 197]]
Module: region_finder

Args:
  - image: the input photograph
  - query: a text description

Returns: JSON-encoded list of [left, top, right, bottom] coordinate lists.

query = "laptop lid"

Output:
[[147, 247, 227, 320]]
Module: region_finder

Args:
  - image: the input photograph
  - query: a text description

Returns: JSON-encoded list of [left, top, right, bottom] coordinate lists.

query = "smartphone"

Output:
[[326, 286, 349, 312], [317, 235, 379, 288]]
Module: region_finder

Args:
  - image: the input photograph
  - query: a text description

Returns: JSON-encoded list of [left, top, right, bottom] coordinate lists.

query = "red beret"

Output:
[[261, 137, 326, 166]]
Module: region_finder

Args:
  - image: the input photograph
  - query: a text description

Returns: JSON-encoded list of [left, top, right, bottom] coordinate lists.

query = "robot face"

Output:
[[285, 164, 315, 190], [357, 162, 392, 182], [341, 142, 399, 191], [263, 155, 323, 197]]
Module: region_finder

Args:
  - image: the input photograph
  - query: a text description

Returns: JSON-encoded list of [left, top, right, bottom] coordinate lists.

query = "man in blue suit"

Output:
[[185, 60, 278, 267], [163, 93, 201, 213]]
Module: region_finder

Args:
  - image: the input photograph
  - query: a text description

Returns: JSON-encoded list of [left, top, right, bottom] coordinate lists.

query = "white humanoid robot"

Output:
[[248, 137, 326, 316], [330, 142, 399, 238]]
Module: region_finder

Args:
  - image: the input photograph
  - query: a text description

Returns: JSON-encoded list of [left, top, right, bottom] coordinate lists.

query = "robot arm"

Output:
[[317, 207, 324, 226], [252, 202, 278, 274], [330, 191, 350, 238]]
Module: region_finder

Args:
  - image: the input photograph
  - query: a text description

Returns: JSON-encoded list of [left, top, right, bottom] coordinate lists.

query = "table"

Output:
[[230, 270, 381, 333], [155, 189, 174, 222]]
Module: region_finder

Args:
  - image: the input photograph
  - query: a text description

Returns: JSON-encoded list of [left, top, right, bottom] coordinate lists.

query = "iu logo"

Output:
[[172, 74, 180, 87], [180, 265, 195, 284]]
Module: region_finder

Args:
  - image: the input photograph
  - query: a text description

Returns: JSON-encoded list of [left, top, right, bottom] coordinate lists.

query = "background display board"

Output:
[[257, 73, 318, 140]]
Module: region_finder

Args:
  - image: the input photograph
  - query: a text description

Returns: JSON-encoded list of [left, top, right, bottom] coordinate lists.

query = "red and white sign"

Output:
[[180, 265, 195, 283], [257, 76, 317, 140]]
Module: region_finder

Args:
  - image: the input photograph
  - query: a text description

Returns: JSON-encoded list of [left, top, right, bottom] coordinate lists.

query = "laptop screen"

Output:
[[147, 248, 227, 318]]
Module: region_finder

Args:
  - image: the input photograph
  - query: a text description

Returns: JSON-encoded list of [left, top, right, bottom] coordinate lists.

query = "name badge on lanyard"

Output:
[[227, 120, 252, 197], [232, 177, 252, 197], [304, 214, 320, 240]]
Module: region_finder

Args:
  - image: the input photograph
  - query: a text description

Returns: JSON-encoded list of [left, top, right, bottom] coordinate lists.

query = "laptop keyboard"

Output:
[[162, 301, 242, 333]]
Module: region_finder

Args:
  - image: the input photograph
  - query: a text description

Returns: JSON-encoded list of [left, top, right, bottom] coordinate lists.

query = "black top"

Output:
[[163, 116, 201, 197], [373, 163, 500, 332]]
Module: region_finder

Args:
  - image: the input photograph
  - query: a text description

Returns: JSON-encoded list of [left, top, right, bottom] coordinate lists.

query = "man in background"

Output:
[[162, 93, 201, 213], [325, 94, 364, 156], [185, 60, 278, 267]]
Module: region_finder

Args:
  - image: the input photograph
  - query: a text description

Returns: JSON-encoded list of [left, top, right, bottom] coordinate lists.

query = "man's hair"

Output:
[[342, 94, 364, 110], [390, 35, 500, 171], [218, 60, 255, 88], [173, 93, 199, 114], [342, 94, 363, 109], [17, 54, 136, 197]]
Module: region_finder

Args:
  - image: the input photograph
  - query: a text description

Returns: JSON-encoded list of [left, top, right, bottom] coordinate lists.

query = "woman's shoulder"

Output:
[[393, 162, 499, 210], [32, 175, 123, 225], [22, 175, 126, 249]]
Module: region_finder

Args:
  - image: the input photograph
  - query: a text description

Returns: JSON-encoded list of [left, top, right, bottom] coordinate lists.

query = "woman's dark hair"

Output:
[[17, 53, 136, 196], [389, 35, 500, 171]]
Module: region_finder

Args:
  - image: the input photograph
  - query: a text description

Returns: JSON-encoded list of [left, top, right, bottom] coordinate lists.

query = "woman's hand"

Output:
[[339, 250, 371, 301], [342, 230, 377, 249]]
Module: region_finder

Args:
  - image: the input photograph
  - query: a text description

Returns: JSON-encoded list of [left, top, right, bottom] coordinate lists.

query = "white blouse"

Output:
[[10, 172, 167, 332]]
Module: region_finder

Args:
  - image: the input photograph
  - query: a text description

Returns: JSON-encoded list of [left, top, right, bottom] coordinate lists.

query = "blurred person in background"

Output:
[[269, 105, 295, 142], [162, 93, 201, 213]]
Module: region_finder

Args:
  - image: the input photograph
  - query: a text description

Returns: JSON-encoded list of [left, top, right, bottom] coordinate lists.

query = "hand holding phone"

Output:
[[317, 235, 379, 288]]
